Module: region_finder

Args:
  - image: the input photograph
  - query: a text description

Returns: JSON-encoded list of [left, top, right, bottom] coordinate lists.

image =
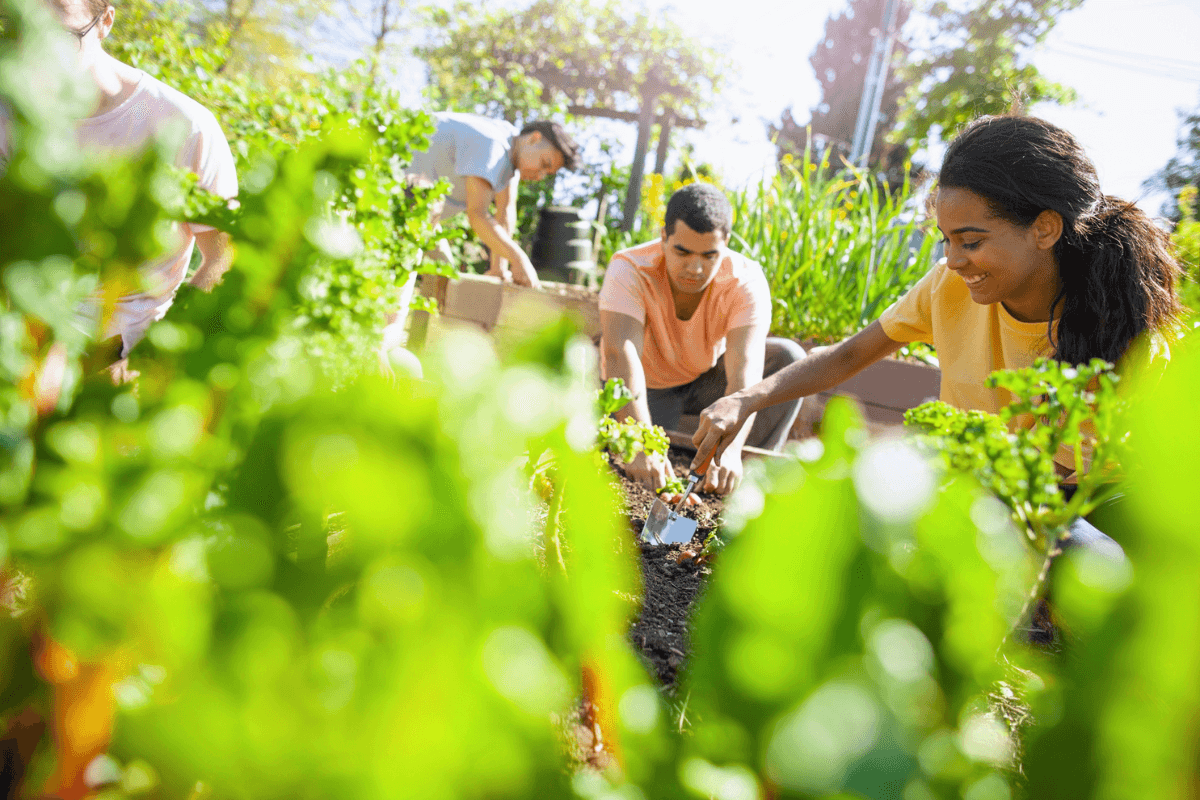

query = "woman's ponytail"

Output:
[[1051, 196, 1184, 365]]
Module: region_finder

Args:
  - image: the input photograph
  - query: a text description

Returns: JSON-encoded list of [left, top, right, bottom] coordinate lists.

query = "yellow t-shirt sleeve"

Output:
[[877, 261, 944, 345]]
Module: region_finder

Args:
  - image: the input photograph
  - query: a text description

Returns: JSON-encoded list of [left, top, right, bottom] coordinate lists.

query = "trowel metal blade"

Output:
[[640, 500, 698, 546], [641, 498, 673, 544]]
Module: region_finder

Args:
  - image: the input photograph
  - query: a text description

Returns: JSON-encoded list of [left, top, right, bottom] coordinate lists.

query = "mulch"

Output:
[[608, 448, 725, 689]]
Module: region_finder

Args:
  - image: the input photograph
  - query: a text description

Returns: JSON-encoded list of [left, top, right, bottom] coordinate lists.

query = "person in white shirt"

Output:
[[0, 0, 239, 384], [407, 112, 580, 288]]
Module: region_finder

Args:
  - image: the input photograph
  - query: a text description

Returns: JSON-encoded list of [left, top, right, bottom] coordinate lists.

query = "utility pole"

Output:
[[849, 0, 902, 169]]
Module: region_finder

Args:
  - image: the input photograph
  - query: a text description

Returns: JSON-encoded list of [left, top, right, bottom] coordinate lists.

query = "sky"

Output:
[[632, 0, 1200, 215]]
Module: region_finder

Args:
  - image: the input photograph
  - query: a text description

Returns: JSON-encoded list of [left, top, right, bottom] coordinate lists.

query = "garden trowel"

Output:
[[640, 451, 714, 546]]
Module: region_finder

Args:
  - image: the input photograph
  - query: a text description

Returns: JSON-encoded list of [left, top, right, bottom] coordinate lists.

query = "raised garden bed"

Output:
[[411, 274, 942, 437], [408, 273, 601, 349]]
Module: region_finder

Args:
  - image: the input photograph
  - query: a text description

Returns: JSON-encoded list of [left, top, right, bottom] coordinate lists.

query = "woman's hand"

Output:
[[692, 393, 750, 474]]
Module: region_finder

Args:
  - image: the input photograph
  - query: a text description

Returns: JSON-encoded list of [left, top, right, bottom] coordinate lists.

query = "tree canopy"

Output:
[[417, 0, 727, 125], [893, 0, 1085, 148]]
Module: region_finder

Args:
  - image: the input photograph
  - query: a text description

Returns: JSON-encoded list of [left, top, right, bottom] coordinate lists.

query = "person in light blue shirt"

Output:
[[407, 112, 580, 288]]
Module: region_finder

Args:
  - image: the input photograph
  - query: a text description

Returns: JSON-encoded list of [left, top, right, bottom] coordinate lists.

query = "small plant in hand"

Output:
[[594, 378, 671, 463]]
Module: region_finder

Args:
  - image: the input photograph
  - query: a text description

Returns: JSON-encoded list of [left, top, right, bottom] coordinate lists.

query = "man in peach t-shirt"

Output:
[[599, 183, 805, 496]]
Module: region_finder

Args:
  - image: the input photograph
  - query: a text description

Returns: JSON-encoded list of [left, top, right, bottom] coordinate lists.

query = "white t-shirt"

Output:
[[1, 69, 238, 355], [407, 112, 518, 222]]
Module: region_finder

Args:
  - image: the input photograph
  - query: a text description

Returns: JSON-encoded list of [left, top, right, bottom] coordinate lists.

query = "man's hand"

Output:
[[484, 256, 540, 288], [509, 253, 541, 289], [105, 357, 139, 386], [692, 393, 750, 474], [701, 448, 743, 495], [625, 450, 675, 493]]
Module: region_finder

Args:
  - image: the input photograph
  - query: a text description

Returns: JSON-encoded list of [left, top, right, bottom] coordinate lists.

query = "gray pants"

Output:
[[645, 337, 805, 452]]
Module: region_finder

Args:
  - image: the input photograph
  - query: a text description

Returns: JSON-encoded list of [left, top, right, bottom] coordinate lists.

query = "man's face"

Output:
[[661, 218, 727, 296], [50, 0, 111, 66], [514, 133, 565, 182]]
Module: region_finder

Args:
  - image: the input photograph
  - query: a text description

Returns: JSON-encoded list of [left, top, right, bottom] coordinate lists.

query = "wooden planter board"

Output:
[[671, 354, 941, 441], [663, 429, 787, 460], [791, 353, 941, 436], [410, 274, 941, 437], [408, 273, 601, 350]]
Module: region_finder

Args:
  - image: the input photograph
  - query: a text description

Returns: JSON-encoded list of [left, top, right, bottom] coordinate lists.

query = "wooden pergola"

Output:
[[566, 93, 705, 232]]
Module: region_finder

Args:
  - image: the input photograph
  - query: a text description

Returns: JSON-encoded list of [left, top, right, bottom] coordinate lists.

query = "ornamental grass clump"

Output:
[[729, 142, 938, 343]]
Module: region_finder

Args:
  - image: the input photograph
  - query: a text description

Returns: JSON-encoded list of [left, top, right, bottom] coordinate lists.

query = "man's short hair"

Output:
[[664, 182, 732, 238], [520, 120, 581, 171], [71, 0, 112, 15]]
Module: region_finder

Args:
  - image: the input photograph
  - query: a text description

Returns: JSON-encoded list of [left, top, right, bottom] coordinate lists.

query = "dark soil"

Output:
[[608, 448, 724, 689]]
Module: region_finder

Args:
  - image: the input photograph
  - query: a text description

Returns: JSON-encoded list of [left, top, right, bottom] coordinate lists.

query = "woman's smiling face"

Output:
[[935, 186, 1064, 323]]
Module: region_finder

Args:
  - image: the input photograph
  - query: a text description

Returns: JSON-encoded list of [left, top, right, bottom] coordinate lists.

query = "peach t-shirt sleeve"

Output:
[[726, 265, 771, 331], [598, 257, 646, 323], [878, 261, 941, 344]]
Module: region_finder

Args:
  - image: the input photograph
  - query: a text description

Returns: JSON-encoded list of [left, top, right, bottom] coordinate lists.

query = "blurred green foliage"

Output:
[[682, 400, 1033, 799], [4, 1, 1200, 797], [1171, 185, 1200, 313]]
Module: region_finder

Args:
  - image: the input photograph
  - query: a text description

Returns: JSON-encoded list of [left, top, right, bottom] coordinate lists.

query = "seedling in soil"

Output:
[[658, 476, 686, 496]]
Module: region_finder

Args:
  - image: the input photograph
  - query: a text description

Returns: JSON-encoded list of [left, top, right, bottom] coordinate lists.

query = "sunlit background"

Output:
[[375, 0, 1200, 214]]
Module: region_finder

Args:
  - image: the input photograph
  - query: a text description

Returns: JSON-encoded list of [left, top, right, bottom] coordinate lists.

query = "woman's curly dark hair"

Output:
[[939, 115, 1184, 365]]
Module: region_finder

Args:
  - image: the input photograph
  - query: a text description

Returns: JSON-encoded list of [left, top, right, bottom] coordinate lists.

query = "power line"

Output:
[[1056, 40, 1200, 72], [1043, 46, 1200, 83]]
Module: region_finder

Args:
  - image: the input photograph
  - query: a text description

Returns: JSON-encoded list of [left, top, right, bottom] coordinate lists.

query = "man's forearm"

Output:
[[490, 207, 515, 273], [604, 339, 654, 425], [468, 210, 526, 267], [723, 374, 759, 455]]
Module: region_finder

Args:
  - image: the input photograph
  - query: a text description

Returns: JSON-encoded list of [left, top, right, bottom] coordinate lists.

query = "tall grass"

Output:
[[729, 146, 937, 343]]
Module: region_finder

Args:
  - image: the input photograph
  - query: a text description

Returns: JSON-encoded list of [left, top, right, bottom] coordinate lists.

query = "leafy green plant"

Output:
[[1171, 184, 1200, 314], [593, 378, 670, 464], [904, 358, 1124, 550], [659, 476, 686, 497]]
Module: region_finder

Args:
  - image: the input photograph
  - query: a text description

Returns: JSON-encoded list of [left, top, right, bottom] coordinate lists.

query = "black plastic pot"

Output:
[[530, 206, 596, 284]]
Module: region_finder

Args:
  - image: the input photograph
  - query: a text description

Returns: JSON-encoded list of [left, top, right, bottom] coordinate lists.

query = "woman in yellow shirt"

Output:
[[693, 114, 1184, 514]]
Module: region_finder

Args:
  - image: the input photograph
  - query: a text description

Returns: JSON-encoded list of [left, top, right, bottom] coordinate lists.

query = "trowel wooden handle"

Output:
[[692, 449, 715, 478]]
